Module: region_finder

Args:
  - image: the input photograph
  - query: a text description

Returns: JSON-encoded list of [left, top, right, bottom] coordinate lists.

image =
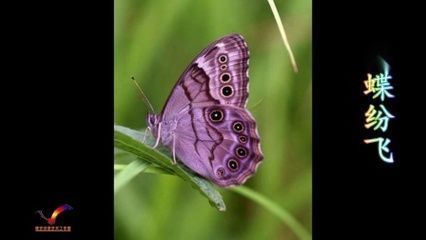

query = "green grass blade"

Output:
[[115, 163, 171, 175], [114, 160, 311, 240], [231, 186, 311, 240], [114, 124, 226, 211], [267, 0, 298, 72], [115, 160, 150, 194]]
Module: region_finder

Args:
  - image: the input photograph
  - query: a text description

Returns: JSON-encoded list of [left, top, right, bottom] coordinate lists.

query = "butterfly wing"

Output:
[[161, 34, 250, 119], [155, 34, 262, 187]]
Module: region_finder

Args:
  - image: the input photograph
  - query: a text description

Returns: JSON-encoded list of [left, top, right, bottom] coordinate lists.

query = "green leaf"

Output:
[[114, 124, 226, 211]]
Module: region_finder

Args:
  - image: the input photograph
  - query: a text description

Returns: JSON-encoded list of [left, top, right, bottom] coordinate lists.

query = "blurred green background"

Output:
[[114, 0, 311, 239]]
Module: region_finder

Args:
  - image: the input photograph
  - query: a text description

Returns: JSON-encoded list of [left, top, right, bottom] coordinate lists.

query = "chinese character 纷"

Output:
[[364, 104, 395, 132]]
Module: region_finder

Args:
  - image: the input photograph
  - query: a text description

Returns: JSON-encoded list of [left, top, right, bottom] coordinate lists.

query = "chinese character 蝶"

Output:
[[363, 72, 395, 101], [364, 104, 395, 132], [364, 137, 394, 163]]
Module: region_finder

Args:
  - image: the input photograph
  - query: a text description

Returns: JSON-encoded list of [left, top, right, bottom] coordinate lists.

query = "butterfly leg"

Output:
[[153, 122, 162, 149], [172, 133, 177, 164], [142, 127, 151, 144]]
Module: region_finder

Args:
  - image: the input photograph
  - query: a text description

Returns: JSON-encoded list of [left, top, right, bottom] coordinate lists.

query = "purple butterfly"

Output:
[[146, 34, 263, 187]]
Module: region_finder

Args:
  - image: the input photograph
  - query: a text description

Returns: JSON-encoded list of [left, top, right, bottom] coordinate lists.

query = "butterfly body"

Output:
[[147, 34, 263, 187]]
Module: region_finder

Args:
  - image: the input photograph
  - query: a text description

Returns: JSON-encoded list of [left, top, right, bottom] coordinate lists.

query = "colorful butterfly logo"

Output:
[[36, 204, 73, 225]]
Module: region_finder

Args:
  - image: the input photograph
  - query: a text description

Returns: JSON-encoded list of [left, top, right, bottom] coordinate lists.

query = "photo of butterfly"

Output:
[[114, 1, 311, 239], [143, 34, 263, 187]]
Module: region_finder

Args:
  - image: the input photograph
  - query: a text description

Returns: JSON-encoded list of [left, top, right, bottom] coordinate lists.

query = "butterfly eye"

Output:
[[218, 54, 228, 63], [235, 146, 248, 158], [227, 159, 239, 171], [239, 135, 248, 143], [232, 121, 245, 133], [220, 85, 233, 98], [147, 114, 157, 126], [216, 167, 225, 177], [209, 109, 224, 122], [220, 72, 231, 83]]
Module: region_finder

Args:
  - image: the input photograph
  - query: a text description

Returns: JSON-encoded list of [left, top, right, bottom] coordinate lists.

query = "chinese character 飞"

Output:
[[364, 137, 394, 163]]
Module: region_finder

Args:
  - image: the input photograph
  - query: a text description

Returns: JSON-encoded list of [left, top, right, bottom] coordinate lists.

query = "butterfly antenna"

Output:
[[132, 77, 155, 113]]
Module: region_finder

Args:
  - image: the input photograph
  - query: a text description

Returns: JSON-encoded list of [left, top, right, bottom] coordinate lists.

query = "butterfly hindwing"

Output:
[[174, 104, 263, 186]]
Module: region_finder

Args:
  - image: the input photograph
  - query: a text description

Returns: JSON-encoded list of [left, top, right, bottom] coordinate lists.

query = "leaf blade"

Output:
[[114, 124, 226, 211]]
